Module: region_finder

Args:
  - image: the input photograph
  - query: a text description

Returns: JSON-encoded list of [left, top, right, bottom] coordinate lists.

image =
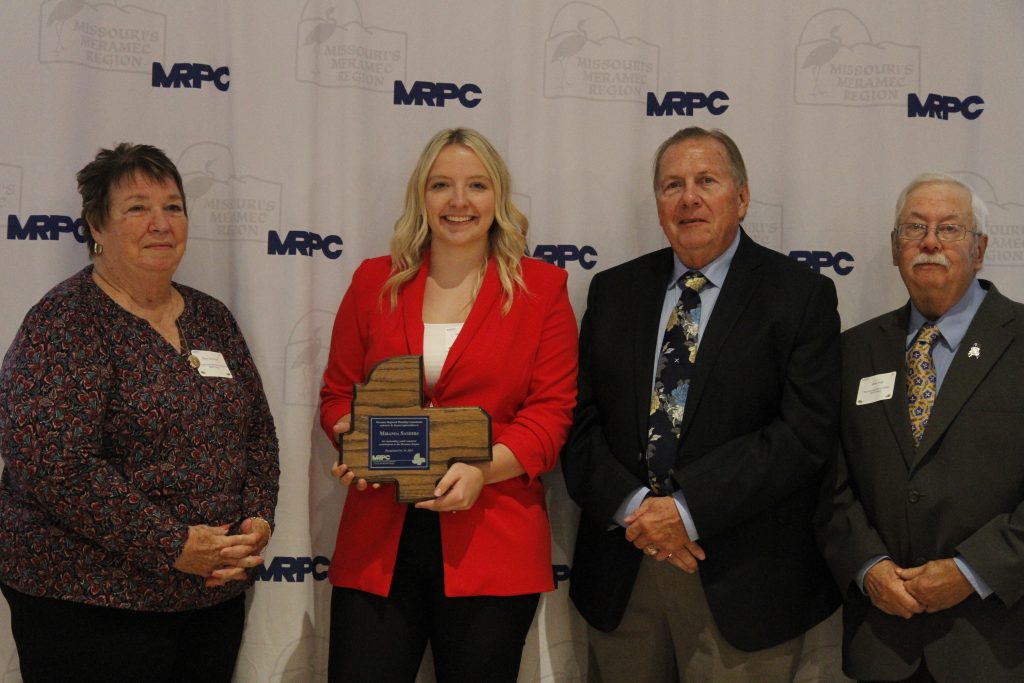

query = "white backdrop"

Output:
[[1, 1, 1022, 681]]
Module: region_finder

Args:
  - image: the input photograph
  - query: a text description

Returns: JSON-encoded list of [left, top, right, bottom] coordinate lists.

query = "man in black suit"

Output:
[[819, 173, 1024, 682], [562, 127, 841, 682]]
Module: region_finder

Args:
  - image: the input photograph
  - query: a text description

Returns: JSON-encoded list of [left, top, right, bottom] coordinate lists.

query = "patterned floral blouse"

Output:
[[0, 267, 279, 611]]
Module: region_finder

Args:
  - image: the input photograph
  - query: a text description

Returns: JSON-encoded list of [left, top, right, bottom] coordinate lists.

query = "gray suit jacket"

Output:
[[820, 280, 1024, 682]]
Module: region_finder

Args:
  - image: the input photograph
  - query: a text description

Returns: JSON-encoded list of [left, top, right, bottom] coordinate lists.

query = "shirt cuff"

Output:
[[954, 555, 993, 599], [613, 487, 650, 528], [671, 489, 699, 541], [856, 555, 889, 594]]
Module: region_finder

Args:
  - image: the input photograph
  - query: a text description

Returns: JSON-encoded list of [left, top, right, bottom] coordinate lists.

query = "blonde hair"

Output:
[[384, 128, 528, 314]]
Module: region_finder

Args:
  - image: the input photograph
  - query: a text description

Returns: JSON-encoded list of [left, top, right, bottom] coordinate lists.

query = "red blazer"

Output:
[[320, 252, 578, 597]]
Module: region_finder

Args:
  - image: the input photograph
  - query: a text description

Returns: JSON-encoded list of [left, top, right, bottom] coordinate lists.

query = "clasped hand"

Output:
[[624, 496, 706, 573], [864, 558, 973, 618], [173, 517, 271, 588]]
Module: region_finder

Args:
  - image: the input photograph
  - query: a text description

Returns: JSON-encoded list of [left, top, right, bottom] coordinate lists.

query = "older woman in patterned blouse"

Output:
[[0, 143, 279, 682]]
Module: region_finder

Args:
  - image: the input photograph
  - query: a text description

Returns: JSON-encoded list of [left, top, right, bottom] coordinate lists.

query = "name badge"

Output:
[[856, 371, 895, 405], [191, 350, 233, 378]]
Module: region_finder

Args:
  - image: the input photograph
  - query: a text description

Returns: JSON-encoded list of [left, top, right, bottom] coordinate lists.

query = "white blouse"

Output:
[[423, 322, 463, 390]]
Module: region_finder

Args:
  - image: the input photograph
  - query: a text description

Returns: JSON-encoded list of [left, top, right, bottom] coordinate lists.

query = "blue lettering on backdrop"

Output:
[[789, 250, 855, 276], [7, 215, 86, 242], [152, 62, 231, 92], [531, 244, 598, 269], [646, 91, 729, 117], [907, 93, 984, 120], [254, 556, 573, 586], [267, 230, 344, 259], [393, 80, 482, 108]]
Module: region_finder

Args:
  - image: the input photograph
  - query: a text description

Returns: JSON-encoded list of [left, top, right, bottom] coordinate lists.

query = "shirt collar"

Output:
[[666, 228, 741, 291], [906, 278, 987, 351]]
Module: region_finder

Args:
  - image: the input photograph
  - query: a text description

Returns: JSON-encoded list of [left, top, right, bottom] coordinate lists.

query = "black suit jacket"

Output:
[[819, 281, 1024, 682], [563, 231, 841, 651]]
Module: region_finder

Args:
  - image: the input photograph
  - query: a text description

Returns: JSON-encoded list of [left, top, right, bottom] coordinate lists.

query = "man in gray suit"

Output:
[[820, 173, 1024, 682]]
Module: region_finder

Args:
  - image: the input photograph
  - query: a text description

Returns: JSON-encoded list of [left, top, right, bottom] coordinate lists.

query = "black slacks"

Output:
[[328, 506, 540, 683], [1, 582, 245, 683]]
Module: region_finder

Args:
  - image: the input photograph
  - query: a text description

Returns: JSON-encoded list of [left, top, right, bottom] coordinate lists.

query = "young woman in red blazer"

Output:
[[319, 128, 578, 682]]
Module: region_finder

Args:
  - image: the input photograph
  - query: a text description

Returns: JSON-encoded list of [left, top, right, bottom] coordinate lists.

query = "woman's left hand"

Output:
[[414, 462, 485, 513], [205, 517, 272, 588]]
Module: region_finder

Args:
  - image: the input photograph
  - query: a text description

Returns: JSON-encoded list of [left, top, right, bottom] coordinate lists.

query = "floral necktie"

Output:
[[645, 271, 707, 495], [907, 323, 941, 446]]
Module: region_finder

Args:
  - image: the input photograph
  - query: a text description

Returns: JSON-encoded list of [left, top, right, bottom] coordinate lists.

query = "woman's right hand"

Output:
[[173, 524, 264, 581], [330, 416, 379, 491]]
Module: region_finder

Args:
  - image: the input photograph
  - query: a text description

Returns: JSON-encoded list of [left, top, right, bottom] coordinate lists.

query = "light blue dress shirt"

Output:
[[612, 230, 741, 540], [857, 279, 992, 598]]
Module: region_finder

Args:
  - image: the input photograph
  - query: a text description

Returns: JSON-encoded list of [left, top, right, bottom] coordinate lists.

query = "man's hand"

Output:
[[624, 496, 705, 573], [864, 559, 925, 619], [896, 559, 974, 613]]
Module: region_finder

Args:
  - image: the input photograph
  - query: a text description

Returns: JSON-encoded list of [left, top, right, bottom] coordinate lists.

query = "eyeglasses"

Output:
[[895, 223, 976, 242]]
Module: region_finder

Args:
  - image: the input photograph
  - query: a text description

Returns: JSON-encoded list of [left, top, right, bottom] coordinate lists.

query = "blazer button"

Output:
[[907, 490, 921, 504]]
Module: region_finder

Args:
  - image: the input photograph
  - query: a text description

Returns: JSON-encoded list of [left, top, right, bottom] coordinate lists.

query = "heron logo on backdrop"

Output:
[[295, 0, 406, 91], [742, 201, 784, 252], [283, 310, 335, 406], [38, 0, 166, 73], [177, 143, 282, 244], [949, 172, 1024, 269], [794, 9, 920, 107], [544, 2, 659, 103]]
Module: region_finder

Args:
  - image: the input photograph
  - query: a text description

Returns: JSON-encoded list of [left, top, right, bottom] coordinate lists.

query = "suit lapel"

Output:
[[678, 232, 762, 442], [632, 250, 674, 451], [869, 307, 918, 470], [913, 285, 1016, 466]]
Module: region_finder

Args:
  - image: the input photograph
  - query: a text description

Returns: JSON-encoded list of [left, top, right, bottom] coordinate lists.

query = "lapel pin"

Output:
[[967, 343, 980, 359]]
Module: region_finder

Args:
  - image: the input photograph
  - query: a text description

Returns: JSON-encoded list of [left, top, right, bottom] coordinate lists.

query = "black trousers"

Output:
[[328, 506, 540, 683], [1, 582, 245, 683]]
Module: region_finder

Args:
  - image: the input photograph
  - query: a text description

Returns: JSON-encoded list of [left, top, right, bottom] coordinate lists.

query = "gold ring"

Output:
[[645, 545, 658, 556]]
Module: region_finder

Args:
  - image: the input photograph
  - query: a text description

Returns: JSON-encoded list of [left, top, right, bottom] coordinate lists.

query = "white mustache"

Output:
[[911, 253, 950, 268]]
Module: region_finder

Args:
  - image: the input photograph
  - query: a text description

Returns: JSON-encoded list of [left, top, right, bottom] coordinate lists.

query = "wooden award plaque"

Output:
[[338, 356, 492, 503]]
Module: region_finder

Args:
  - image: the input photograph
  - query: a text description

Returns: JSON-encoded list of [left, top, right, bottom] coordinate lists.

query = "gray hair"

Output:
[[893, 172, 988, 235], [652, 127, 747, 192]]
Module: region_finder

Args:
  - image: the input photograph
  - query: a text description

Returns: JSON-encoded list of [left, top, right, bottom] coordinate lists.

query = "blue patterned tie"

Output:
[[645, 271, 707, 494], [907, 323, 941, 446]]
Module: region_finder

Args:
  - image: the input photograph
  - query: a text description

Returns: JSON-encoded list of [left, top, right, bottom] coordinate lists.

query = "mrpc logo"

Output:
[[907, 93, 983, 121], [532, 244, 597, 270], [789, 250, 854, 276], [646, 90, 729, 117], [256, 555, 573, 588], [7, 214, 86, 243], [267, 230, 343, 259], [152, 62, 230, 91], [394, 80, 481, 108]]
